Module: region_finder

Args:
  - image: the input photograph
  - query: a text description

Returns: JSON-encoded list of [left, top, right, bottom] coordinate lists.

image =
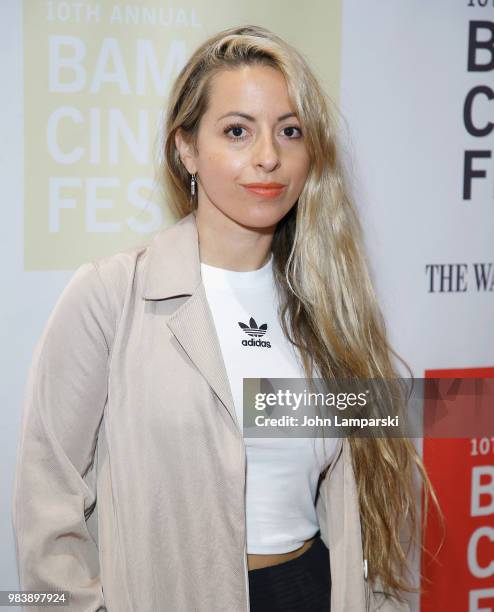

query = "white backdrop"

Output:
[[2, 1, 492, 610], [341, 4, 493, 610]]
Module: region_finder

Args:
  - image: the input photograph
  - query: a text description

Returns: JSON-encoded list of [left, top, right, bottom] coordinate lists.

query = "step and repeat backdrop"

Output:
[[1, 1, 492, 611]]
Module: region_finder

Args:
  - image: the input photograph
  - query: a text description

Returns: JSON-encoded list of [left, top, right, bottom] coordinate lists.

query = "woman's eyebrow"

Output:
[[216, 111, 297, 122]]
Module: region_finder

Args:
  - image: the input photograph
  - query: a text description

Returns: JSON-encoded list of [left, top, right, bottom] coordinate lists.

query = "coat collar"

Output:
[[141, 212, 201, 300], [140, 211, 240, 433]]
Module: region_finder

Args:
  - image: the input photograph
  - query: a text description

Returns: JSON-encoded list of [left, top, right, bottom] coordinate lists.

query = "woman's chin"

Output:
[[230, 205, 292, 231]]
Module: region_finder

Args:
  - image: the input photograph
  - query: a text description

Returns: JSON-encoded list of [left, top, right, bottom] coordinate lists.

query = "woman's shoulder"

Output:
[[90, 239, 149, 296], [88, 214, 192, 297], [60, 213, 194, 333]]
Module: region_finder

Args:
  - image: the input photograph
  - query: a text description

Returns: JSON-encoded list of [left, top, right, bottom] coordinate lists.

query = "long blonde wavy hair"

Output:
[[161, 24, 445, 599]]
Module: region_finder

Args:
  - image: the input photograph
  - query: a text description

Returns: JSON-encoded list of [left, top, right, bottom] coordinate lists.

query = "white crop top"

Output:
[[200, 252, 338, 554]]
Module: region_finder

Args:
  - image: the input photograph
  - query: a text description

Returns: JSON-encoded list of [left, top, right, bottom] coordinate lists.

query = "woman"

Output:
[[13, 25, 443, 612]]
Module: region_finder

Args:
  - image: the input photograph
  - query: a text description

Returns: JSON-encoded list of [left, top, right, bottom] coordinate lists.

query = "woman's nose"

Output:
[[252, 131, 281, 171]]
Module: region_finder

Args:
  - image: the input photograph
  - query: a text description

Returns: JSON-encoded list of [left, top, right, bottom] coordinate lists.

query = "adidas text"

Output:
[[242, 338, 271, 348]]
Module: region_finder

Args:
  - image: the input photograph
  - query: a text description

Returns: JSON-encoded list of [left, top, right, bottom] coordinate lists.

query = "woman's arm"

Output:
[[12, 261, 115, 611]]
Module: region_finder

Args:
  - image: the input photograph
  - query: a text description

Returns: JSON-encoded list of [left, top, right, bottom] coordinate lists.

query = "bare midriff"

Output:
[[247, 535, 317, 570]]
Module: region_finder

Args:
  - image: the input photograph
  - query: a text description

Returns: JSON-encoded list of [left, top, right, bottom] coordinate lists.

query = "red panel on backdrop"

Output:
[[420, 368, 494, 612]]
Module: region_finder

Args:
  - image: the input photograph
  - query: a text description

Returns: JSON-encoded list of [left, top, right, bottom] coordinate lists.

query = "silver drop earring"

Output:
[[190, 173, 197, 196]]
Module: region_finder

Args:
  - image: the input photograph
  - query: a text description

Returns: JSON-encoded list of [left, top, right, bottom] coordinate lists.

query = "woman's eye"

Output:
[[224, 125, 247, 140], [223, 124, 303, 141], [282, 126, 302, 138]]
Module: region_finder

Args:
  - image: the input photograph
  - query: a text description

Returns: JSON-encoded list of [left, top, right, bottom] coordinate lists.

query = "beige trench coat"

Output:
[[12, 212, 411, 611]]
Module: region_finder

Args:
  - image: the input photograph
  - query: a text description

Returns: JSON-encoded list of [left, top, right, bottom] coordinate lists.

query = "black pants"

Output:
[[247, 534, 331, 611]]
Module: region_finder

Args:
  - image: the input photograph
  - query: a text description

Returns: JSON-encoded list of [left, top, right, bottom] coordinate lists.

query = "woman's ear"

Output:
[[174, 128, 196, 174]]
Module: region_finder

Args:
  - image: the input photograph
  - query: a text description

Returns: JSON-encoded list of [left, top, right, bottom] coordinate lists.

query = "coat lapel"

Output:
[[141, 212, 239, 431], [166, 285, 239, 431]]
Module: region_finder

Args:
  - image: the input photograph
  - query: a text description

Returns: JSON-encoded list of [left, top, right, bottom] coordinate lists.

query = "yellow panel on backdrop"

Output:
[[23, 0, 341, 270]]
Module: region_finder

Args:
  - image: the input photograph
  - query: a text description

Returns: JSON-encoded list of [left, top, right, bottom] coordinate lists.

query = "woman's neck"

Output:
[[194, 202, 274, 272]]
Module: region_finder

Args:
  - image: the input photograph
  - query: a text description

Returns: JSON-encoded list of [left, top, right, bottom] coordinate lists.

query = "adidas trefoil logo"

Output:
[[239, 317, 267, 337], [238, 317, 271, 348]]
